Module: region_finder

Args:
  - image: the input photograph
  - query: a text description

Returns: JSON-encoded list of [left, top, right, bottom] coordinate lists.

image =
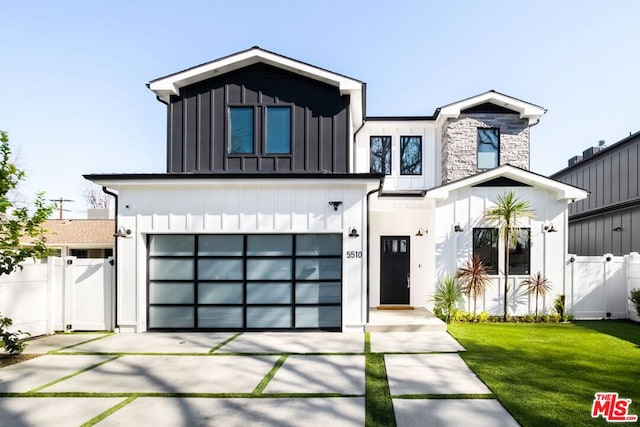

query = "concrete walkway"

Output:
[[0, 332, 519, 426]]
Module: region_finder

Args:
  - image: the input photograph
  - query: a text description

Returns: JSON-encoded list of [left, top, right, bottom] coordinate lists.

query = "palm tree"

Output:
[[456, 255, 492, 317], [484, 190, 534, 321], [433, 275, 463, 324], [522, 272, 551, 320]]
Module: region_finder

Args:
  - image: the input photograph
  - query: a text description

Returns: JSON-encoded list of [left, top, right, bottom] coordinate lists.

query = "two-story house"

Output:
[[551, 131, 640, 256], [86, 47, 586, 333]]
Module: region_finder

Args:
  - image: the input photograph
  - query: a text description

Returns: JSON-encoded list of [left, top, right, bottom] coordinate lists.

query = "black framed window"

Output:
[[400, 136, 422, 175], [477, 128, 500, 169], [228, 107, 254, 154], [473, 228, 498, 275], [265, 107, 291, 154], [370, 136, 392, 174], [509, 228, 530, 275], [147, 234, 342, 331]]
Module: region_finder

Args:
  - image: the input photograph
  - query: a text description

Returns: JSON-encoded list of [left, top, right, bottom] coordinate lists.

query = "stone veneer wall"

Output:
[[441, 113, 530, 183]]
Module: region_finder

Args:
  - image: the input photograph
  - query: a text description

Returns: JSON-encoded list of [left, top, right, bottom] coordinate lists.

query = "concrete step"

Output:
[[366, 307, 447, 332]]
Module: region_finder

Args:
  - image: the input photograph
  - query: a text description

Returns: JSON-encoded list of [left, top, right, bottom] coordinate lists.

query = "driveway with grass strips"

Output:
[[0, 331, 519, 426]]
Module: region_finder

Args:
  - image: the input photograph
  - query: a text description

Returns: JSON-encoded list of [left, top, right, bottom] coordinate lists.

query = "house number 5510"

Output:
[[346, 251, 362, 259]]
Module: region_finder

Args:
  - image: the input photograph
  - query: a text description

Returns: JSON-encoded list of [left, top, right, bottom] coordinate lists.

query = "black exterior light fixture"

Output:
[[113, 226, 132, 238], [453, 223, 463, 232], [415, 227, 428, 237], [544, 223, 557, 233], [613, 226, 622, 232], [348, 227, 360, 238], [328, 201, 343, 211]]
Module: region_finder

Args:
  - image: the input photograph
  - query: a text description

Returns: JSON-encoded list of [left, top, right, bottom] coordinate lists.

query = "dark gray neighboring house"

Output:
[[551, 130, 640, 255]]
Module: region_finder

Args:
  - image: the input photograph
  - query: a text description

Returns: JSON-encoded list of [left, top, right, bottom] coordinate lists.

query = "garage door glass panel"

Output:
[[147, 233, 341, 331], [149, 235, 194, 256], [296, 234, 341, 256], [247, 307, 291, 328], [247, 235, 292, 255], [198, 283, 243, 304], [295, 282, 341, 304], [198, 235, 243, 256], [149, 259, 194, 280], [198, 259, 243, 280], [295, 258, 341, 280], [247, 282, 292, 304], [149, 282, 194, 304], [296, 306, 340, 328], [198, 307, 243, 328], [149, 307, 194, 328], [246, 259, 292, 280]]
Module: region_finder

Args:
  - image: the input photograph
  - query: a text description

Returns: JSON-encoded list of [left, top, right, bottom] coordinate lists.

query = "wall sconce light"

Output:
[[606, 256, 612, 262], [415, 227, 428, 237], [569, 256, 576, 263], [328, 201, 343, 211], [543, 223, 557, 233], [613, 226, 622, 232], [348, 227, 359, 238], [453, 223, 463, 232], [114, 226, 132, 238]]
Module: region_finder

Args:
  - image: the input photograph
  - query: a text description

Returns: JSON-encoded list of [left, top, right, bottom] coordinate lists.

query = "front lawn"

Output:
[[448, 321, 640, 427]]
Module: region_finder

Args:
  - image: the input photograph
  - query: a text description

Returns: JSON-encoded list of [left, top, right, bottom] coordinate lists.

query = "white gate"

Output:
[[50, 257, 113, 331], [567, 255, 629, 319]]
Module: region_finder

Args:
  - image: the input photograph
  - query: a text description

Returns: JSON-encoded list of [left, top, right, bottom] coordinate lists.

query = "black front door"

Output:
[[380, 236, 410, 304]]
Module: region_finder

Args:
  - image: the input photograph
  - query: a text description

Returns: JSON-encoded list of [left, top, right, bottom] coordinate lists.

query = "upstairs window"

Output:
[[370, 136, 392, 174], [229, 106, 292, 155], [473, 228, 498, 275], [477, 128, 500, 169], [265, 107, 291, 154], [228, 107, 254, 154], [400, 136, 422, 175]]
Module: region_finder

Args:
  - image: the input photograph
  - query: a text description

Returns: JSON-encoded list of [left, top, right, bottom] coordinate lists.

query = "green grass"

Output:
[[365, 332, 395, 427], [448, 321, 640, 427]]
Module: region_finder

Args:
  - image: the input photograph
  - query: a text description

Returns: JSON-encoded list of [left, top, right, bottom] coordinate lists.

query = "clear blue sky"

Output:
[[2, 1, 639, 218]]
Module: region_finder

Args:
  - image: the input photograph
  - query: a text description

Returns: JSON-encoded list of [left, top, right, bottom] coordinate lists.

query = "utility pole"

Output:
[[49, 197, 74, 220]]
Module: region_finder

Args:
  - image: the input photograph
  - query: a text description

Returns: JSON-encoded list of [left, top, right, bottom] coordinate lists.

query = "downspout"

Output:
[[366, 179, 383, 324], [102, 186, 119, 330]]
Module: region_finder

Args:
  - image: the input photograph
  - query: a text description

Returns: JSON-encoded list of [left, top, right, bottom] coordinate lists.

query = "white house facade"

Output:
[[86, 47, 587, 333]]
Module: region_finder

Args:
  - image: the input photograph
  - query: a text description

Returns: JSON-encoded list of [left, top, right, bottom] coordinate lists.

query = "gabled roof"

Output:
[[437, 90, 546, 126], [425, 165, 588, 202], [148, 46, 364, 103]]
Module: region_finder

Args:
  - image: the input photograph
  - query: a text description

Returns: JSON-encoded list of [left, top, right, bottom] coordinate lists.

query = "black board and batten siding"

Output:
[[167, 63, 350, 174], [552, 132, 640, 256]]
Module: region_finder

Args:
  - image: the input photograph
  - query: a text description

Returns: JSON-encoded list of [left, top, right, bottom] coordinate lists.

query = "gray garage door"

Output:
[[147, 234, 342, 331]]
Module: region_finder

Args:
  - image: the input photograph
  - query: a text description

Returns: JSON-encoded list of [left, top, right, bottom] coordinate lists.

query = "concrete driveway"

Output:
[[0, 332, 518, 426]]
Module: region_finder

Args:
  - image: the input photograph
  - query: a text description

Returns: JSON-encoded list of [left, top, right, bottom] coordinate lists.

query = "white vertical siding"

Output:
[[433, 186, 569, 316], [114, 180, 374, 332]]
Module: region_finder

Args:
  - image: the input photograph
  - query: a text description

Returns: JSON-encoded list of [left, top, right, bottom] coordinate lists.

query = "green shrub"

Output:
[[629, 289, 640, 316], [433, 275, 463, 324], [477, 311, 490, 322], [554, 295, 567, 321], [0, 314, 28, 354]]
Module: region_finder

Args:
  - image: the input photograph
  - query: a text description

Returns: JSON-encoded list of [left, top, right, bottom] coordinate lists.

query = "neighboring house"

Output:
[[39, 219, 114, 258], [85, 47, 587, 333], [551, 131, 640, 256]]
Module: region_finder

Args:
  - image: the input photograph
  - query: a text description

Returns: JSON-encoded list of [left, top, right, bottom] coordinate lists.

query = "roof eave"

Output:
[[425, 165, 588, 202], [148, 47, 363, 103]]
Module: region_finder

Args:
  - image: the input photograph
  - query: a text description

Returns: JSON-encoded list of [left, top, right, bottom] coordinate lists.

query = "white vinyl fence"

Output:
[[566, 252, 640, 321], [0, 257, 113, 337]]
